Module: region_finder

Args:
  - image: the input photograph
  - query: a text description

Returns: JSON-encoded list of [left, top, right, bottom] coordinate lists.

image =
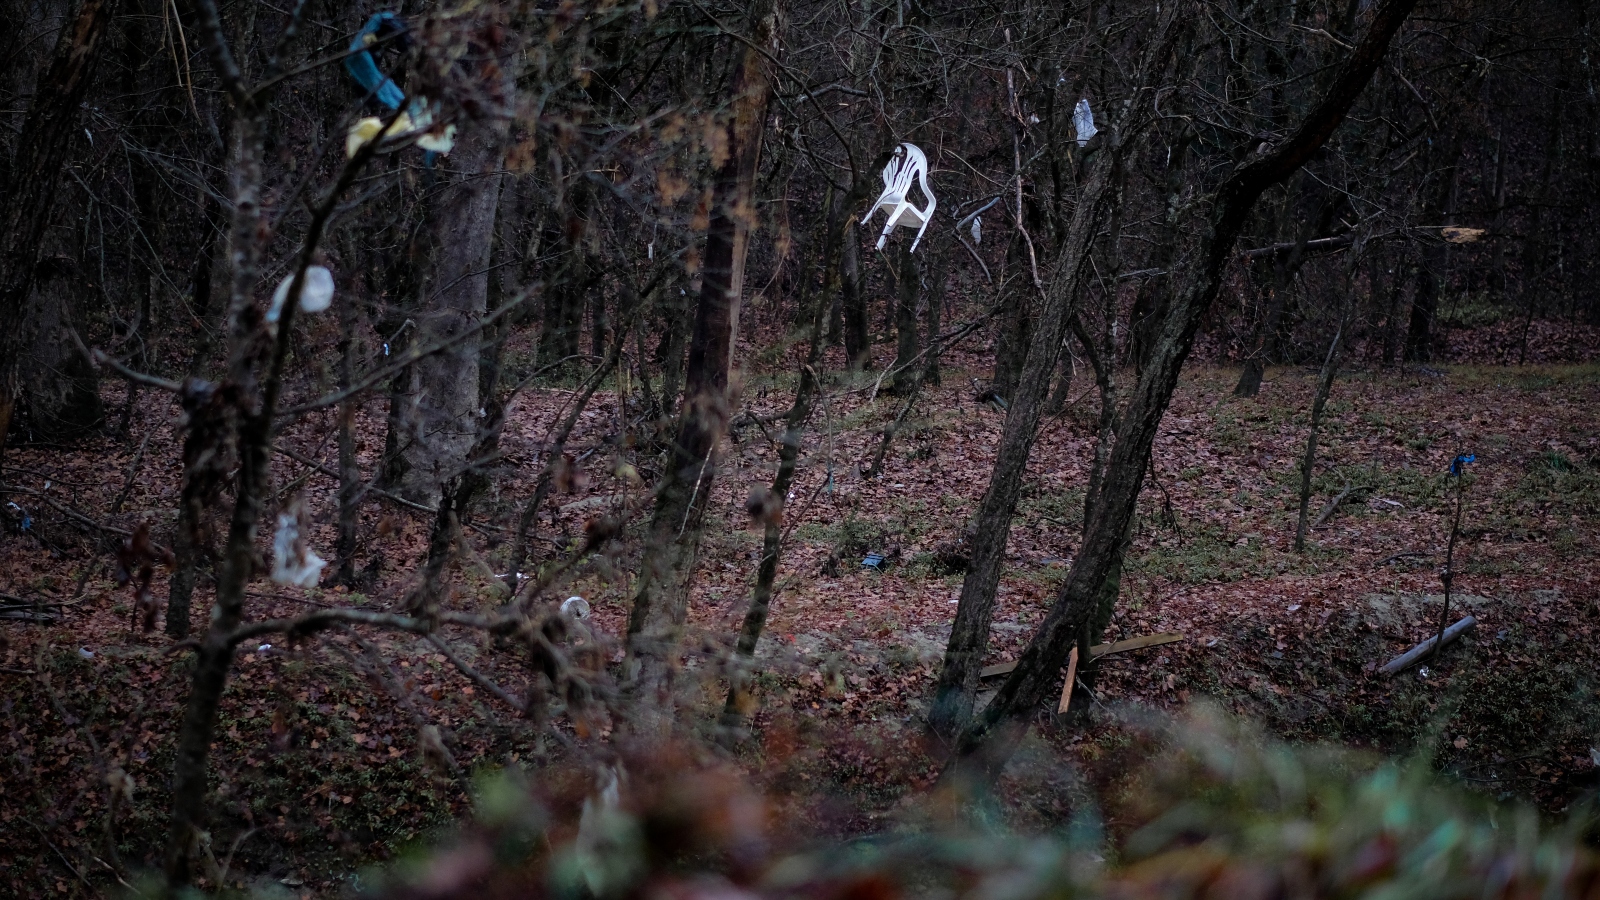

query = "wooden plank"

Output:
[[979, 660, 1018, 679], [978, 632, 1185, 679], [1088, 631, 1185, 659], [1056, 646, 1080, 715]]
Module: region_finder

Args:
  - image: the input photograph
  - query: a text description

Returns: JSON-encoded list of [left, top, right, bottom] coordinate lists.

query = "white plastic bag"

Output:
[[1074, 98, 1098, 148], [271, 499, 327, 588], [267, 265, 336, 322]]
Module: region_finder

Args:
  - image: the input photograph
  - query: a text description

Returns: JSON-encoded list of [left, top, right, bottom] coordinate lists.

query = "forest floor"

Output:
[[2, 326, 1599, 897]]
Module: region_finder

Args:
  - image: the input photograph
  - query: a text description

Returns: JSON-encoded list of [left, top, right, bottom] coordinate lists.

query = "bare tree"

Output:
[[945, 0, 1421, 782]]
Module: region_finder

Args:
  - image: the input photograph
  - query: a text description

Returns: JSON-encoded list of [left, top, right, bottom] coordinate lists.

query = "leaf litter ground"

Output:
[[2, 343, 1598, 895]]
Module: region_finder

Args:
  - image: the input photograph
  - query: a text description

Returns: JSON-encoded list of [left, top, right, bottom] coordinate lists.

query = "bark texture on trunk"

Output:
[[165, 93, 267, 885], [626, 2, 777, 731], [20, 260, 104, 441], [891, 241, 921, 394], [0, 0, 118, 465], [397, 127, 506, 506], [927, 127, 1131, 738], [840, 221, 870, 370], [945, 0, 1419, 780], [925, 10, 1181, 737]]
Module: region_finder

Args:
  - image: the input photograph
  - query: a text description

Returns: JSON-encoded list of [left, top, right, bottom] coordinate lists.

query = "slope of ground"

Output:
[[2, 349, 1598, 896]]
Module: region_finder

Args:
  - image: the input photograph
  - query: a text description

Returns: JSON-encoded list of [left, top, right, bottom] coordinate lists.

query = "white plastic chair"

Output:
[[864, 142, 936, 253]]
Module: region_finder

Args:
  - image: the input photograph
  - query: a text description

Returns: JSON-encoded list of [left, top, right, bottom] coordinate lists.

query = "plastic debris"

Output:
[[258, 644, 273, 653], [267, 265, 335, 323], [561, 595, 591, 619], [970, 216, 982, 246], [1441, 226, 1486, 244], [346, 109, 456, 158], [341, 13, 455, 160], [271, 500, 327, 588], [344, 13, 407, 110], [863, 142, 937, 252], [1074, 98, 1098, 147], [78, 648, 94, 659], [862, 553, 886, 571], [575, 763, 625, 895]]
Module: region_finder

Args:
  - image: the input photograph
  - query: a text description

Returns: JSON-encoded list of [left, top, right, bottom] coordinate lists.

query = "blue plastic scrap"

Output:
[[862, 553, 886, 570], [1449, 453, 1476, 476], [345, 13, 407, 110]]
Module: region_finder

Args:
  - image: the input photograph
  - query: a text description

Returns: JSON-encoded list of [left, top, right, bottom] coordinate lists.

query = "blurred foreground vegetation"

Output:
[[135, 706, 1598, 899]]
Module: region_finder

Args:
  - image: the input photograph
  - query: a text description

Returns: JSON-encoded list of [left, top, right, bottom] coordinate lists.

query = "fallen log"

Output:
[[980, 632, 1184, 679], [1377, 615, 1476, 676], [0, 611, 58, 624]]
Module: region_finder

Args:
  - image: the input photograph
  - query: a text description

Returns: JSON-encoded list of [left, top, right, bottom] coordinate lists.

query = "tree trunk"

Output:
[[840, 220, 870, 370], [1405, 138, 1463, 363], [334, 276, 363, 586], [927, 113, 1135, 738], [945, 0, 1418, 780], [397, 126, 506, 506], [923, 243, 945, 387], [890, 240, 920, 395], [165, 84, 267, 885], [626, 2, 776, 731], [0, 0, 119, 470], [20, 259, 104, 442], [720, 189, 835, 734], [1233, 177, 1336, 397], [1295, 323, 1344, 551], [538, 187, 592, 367], [990, 262, 1031, 400]]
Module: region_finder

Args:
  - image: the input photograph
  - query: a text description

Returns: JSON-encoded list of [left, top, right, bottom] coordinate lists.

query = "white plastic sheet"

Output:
[[271, 500, 327, 588], [1074, 98, 1098, 148], [267, 265, 336, 323]]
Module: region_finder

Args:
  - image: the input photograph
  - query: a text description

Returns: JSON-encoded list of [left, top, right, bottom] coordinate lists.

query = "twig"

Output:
[[225, 608, 436, 647], [270, 443, 435, 515], [1, 485, 171, 555], [109, 428, 153, 515], [1312, 483, 1368, 528], [426, 634, 522, 716], [1431, 460, 1470, 662], [29, 821, 94, 892], [1375, 551, 1431, 566]]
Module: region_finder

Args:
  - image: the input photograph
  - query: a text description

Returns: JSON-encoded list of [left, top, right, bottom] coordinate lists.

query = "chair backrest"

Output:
[[880, 143, 930, 199]]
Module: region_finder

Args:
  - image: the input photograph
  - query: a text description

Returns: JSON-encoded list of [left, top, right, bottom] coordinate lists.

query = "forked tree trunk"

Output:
[[945, 0, 1419, 781], [927, 69, 1148, 737], [626, 1, 777, 731]]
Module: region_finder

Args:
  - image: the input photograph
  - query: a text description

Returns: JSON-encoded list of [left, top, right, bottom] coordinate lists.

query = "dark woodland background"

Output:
[[1, 0, 1599, 896]]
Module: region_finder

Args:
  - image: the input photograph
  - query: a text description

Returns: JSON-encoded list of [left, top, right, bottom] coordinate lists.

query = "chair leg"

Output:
[[878, 205, 908, 250]]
